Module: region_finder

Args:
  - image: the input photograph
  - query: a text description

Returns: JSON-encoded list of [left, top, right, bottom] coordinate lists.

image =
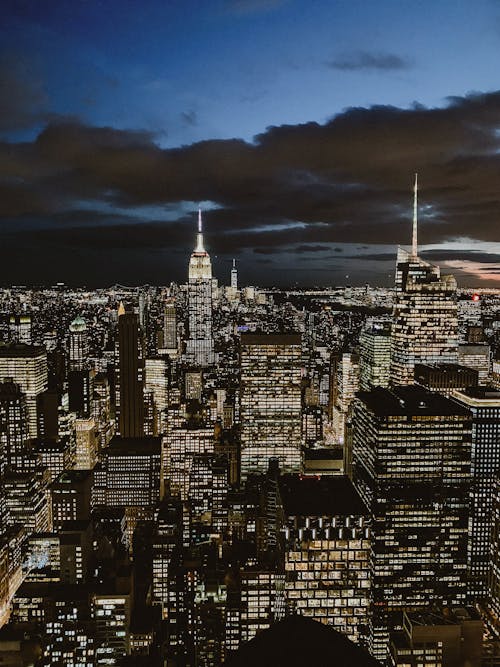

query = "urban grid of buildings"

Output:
[[0, 187, 500, 666]]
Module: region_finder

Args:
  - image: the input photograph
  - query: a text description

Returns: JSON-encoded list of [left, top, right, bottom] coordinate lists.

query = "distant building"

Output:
[[458, 343, 490, 383], [68, 316, 89, 371]]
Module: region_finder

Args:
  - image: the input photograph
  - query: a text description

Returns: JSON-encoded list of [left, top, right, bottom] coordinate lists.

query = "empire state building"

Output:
[[186, 209, 216, 366]]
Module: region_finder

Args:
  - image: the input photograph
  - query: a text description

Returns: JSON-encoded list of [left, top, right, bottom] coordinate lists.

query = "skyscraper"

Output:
[[351, 386, 471, 662], [0, 344, 48, 439], [451, 387, 500, 601], [390, 176, 458, 385], [116, 308, 144, 438], [186, 210, 215, 367], [359, 320, 391, 390], [69, 316, 89, 371], [231, 259, 238, 289], [240, 334, 302, 479]]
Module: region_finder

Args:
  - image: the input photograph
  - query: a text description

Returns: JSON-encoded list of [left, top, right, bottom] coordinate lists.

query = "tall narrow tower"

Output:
[[231, 259, 238, 290], [389, 177, 458, 385], [186, 210, 215, 367], [116, 308, 144, 438]]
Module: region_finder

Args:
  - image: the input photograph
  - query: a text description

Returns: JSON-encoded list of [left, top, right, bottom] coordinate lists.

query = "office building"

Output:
[[92, 435, 161, 508], [0, 381, 30, 474], [0, 345, 48, 439], [414, 363, 478, 396], [280, 475, 370, 645], [116, 308, 144, 438], [359, 320, 391, 390], [452, 387, 500, 600], [240, 334, 302, 479], [458, 343, 490, 384], [351, 386, 471, 662], [68, 316, 89, 371]]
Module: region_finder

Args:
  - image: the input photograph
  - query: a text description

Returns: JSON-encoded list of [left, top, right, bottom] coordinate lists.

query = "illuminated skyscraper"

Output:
[[452, 387, 500, 601], [240, 334, 302, 480], [163, 299, 178, 354], [231, 259, 238, 290], [351, 386, 471, 662], [186, 210, 215, 367], [0, 344, 48, 439], [359, 320, 391, 390], [69, 316, 89, 371], [390, 176, 458, 385]]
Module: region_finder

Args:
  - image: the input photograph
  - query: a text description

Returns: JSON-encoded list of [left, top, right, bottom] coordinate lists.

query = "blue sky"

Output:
[[2, 0, 500, 286]]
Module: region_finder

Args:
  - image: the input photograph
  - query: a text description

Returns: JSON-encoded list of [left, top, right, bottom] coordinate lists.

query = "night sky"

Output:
[[2, 0, 500, 287]]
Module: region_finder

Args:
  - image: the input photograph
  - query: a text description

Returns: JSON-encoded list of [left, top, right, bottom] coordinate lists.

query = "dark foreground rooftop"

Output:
[[279, 474, 368, 517], [223, 616, 380, 667]]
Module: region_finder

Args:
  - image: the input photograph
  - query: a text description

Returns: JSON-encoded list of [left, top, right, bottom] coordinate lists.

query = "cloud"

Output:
[[328, 51, 412, 72], [3, 89, 500, 284], [0, 53, 48, 132], [181, 110, 198, 127]]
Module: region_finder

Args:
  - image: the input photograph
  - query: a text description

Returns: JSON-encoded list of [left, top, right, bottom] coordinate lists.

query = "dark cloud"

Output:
[[181, 110, 198, 127], [3, 89, 500, 283], [0, 53, 48, 132], [328, 51, 412, 72]]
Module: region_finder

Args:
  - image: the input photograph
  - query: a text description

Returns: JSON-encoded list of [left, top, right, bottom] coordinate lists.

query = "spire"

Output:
[[118, 301, 126, 317], [195, 208, 205, 252], [412, 173, 418, 258], [232, 258, 236, 269]]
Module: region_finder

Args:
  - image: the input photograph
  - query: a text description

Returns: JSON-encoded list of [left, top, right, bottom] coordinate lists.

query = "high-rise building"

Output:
[[116, 308, 144, 438], [331, 352, 359, 444], [451, 387, 500, 601], [458, 343, 490, 384], [0, 381, 30, 474], [92, 435, 161, 508], [68, 316, 89, 371], [231, 259, 238, 290], [489, 472, 500, 634], [240, 334, 302, 480], [351, 386, 471, 662], [390, 177, 458, 385], [359, 320, 391, 390], [9, 314, 31, 345], [280, 475, 370, 645], [0, 345, 48, 439], [186, 210, 215, 367], [144, 357, 169, 434], [163, 299, 178, 354]]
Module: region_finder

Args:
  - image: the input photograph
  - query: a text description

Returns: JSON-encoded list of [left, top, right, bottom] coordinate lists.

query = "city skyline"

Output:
[[2, 1, 500, 288]]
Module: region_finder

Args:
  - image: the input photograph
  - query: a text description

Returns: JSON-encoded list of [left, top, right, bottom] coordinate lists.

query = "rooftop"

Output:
[[279, 474, 368, 517], [356, 386, 471, 418]]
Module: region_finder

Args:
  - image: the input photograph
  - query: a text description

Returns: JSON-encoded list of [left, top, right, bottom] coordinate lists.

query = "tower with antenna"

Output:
[[186, 208, 216, 367], [389, 176, 458, 384], [230, 258, 238, 290]]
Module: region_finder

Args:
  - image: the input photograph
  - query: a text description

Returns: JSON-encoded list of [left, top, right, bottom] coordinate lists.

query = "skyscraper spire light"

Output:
[[412, 173, 418, 258], [195, 208, 206, 253]]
